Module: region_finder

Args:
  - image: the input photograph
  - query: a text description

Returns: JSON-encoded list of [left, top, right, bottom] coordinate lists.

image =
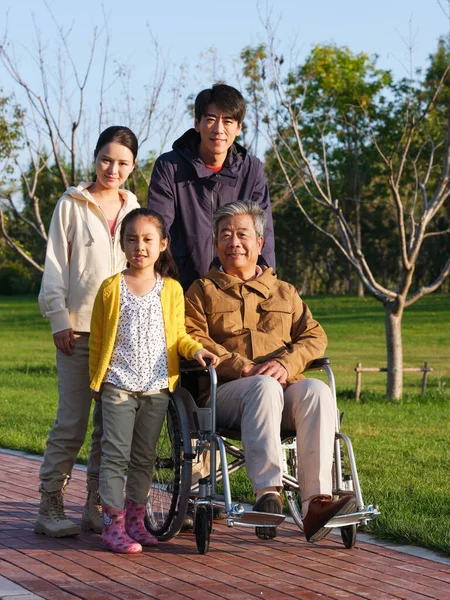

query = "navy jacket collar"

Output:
[[173, 128, 247, 180]]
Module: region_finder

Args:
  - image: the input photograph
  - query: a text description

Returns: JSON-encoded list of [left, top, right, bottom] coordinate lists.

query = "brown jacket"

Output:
[[185, 266, 328, 385]]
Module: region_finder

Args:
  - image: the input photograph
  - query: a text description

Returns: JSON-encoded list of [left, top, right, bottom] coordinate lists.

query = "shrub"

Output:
[[0, 261, 40, 295]]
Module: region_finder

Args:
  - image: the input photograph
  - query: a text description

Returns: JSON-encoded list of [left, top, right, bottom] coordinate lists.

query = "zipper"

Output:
[[211, 188, 215, 264], [95, 204, 116, 274], [211, 174, 221, 265]]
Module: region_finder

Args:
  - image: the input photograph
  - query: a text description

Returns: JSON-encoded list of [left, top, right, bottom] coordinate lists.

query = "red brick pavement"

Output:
[[0, 451, 449, 600]]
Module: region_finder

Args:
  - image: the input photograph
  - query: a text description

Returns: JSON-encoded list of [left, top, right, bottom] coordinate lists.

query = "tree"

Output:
[[0, 8, 186, 272], [241, 37, 450, 399]]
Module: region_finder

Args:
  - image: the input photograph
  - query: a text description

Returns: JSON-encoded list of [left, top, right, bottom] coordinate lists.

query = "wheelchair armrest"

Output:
[[306, 357, 331, 371]]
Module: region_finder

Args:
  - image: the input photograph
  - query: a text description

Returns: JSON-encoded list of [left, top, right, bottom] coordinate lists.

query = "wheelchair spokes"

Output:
[[145, 394, 192, 541]]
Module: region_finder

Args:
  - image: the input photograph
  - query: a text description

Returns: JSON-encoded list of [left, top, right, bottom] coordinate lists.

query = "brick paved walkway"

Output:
[[1, 451, 449, 600]]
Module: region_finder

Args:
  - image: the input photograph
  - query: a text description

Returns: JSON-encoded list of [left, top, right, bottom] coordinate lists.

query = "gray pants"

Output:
[[99, 382, 169, 509], [39, 333, 102, 492], [215, 375, 335, 501]]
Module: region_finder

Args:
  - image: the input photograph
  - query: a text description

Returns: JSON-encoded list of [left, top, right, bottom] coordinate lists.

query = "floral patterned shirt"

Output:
[[105, 274, 169, 392]]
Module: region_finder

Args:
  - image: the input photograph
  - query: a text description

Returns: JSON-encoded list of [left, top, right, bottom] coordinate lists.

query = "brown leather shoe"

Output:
[[253, 493, 284, 540], [303, 494, 356, 543]]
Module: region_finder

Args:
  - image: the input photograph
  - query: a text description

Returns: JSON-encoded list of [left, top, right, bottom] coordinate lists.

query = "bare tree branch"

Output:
[[0, 207, 44, 272], [405, 257, 450, 306], [423, 227, 450, 238]]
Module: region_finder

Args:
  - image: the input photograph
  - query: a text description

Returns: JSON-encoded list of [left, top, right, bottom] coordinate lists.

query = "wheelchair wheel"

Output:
[[341, 524, 357, 549], [195, 506, 211, 554], [283, 442, 304, 531], [145, 393, 192, 541], [285, 492, 303, 531]]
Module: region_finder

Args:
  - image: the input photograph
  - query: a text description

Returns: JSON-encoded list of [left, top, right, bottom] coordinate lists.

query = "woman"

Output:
[[36, 126, 140, 537]]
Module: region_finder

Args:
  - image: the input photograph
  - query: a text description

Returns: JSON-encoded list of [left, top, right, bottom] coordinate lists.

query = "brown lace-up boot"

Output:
[[34, 484, 80, 537], [81, 476, 103, 533]]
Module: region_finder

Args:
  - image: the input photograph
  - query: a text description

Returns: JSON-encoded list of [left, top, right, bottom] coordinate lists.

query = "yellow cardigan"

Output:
[[89, 273, 203, 392]]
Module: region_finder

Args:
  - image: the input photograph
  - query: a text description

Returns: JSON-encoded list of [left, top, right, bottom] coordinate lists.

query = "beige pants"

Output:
[[39, 334, 102, 492], [99, 382, 169, 509], [214, 375, 335, 501]]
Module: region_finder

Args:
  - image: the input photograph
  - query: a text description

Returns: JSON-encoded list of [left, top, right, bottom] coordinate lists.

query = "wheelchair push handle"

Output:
[[179, 357, 218, 408], [180, 357, 213, 372]]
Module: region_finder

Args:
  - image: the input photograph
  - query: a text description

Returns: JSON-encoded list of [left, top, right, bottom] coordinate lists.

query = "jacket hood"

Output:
[[172, 128, 248, 179], [64, 182, 138, 207], [63, 182, 139, 247]]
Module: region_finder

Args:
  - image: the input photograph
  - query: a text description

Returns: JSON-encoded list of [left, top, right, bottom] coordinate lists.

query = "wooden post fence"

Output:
[[354, 362, 432, 401]]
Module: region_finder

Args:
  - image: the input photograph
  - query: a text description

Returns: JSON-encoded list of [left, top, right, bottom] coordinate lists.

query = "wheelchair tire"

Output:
[[145, 393, 192, 541], [341, 524, 357, 549], [195, 506, 211, 554], [285, 493, 303, 531], [282, 442, 304, 531]]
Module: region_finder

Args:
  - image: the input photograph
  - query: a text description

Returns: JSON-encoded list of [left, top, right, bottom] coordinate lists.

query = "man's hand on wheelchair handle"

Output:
[[241, 360, 288, 388], [194, 348, 220, 367]]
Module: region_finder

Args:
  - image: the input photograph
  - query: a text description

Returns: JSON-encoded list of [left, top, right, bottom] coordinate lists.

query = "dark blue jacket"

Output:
[[147, 129, 276, 291]]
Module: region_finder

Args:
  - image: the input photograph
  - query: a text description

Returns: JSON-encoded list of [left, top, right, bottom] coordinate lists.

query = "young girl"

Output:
[[89, 208, 219, 554], [36, 126, 140, 538]]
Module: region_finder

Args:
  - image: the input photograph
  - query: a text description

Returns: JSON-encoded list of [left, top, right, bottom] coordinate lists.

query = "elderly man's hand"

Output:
[[241, 360, 288, 387]]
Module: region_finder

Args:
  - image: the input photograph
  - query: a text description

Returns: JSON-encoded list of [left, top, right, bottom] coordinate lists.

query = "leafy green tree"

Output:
[[241, 40, 450, 399], [0, 9, 185, 273], [0, 92, 22, 167], [128, 151, 157, 205]]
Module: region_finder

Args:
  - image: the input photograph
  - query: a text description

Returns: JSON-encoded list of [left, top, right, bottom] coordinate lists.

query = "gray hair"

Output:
[[213, 200, 267, 239]]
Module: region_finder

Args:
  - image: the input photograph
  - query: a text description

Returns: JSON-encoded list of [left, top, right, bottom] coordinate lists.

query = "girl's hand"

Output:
[[53, 328, 75, 356], [91, 390, 102, 402], [194, 349, 220, 367]]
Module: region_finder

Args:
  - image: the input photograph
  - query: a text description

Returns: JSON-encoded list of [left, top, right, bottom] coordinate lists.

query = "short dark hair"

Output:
[[94, 126, 138, 161], [120, 208, 178, 279], [195, 84, 246, 125]]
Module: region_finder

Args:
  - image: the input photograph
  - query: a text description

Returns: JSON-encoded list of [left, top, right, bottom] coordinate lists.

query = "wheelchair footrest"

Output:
[[228, 510, 286, 529], [324, 505, 380, 528]]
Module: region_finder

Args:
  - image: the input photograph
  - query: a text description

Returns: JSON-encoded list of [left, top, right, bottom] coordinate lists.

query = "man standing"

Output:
[[148, 84, 275, 291]]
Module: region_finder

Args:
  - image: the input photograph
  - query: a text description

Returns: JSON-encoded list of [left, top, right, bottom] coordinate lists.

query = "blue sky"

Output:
[[1, 0, 448, 156]]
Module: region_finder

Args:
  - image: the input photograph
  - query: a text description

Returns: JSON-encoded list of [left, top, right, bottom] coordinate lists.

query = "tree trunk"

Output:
[[385, 301, 404, 399], [355, 200, 364, 297]]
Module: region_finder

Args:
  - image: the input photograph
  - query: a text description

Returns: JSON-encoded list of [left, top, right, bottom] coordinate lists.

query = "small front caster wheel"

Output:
[[195, 506, 211, 554], [341, 524, 357, 549]]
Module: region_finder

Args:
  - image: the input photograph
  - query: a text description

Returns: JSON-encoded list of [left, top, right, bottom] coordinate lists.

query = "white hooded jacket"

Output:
[[38, 182, 140, 334]]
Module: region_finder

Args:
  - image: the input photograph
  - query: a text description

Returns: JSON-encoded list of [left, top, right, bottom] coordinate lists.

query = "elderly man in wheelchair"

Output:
[[183, 199, 357, 544]]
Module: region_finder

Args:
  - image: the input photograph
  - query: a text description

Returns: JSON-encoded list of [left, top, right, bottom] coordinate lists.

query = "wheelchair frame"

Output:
[[145, 358, 379, 554]]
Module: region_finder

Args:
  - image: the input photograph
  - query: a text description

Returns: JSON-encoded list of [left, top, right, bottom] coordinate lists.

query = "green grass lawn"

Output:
[[0, 296, 94, 458], [341, 396, 450, 555], [308, 294, 450, 396], [1, 294, 449, 555]]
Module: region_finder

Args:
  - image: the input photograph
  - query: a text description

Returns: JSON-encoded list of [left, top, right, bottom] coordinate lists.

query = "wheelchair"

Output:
[[145, 358, 380, 554]]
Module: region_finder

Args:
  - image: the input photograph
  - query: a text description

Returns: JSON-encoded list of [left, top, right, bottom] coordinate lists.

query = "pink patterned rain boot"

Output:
[[101, 506, 142, 554], [125, 499, 158, 546]]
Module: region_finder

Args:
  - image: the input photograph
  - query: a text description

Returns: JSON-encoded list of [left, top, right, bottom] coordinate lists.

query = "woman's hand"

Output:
[[194, 349, 220, 367], [53, 328, 75, 356]]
